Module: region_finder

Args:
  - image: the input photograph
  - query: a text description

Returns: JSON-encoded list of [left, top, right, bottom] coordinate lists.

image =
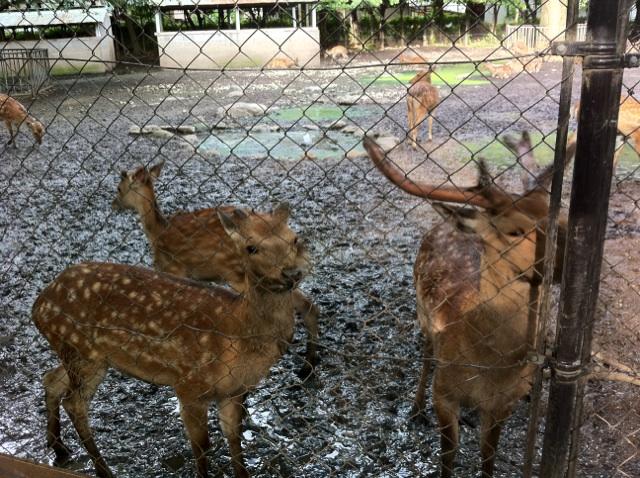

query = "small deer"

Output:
[[266, 56, 298, 69], [33, 203, 309, 478], [324, 45, 349, 63], [364, 133, 572, 477], [112, 163, 319, 377], [398, 51, 429, 65], [483, 62, 514, 80], [0, 93, 45, 146], [407, 69, 439, 148]]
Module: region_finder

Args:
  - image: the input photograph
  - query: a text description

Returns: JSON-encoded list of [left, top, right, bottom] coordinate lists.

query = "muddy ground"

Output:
[[1, 47, 639, 477]]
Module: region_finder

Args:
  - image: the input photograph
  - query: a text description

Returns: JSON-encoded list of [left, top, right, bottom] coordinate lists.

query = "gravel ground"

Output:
[[1, 49, 639, 477]]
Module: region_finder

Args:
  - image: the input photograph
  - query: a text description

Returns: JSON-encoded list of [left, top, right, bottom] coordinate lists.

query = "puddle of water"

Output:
[[199, 129, 364, 161], [269, 104, 379, 124]]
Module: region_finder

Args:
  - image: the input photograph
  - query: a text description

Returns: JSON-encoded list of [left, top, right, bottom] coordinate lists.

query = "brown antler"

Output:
[[363, 136, 494, 208]]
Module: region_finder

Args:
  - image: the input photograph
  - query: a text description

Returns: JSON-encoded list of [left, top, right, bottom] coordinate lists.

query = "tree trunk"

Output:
[[378, 4, 387, 50], [540, 0, 567, 43], [348, 9, 360, 49], [123, 13, 142, 57]]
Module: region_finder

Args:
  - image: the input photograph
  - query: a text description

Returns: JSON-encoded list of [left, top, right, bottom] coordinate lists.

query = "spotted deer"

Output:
[[266, 56, 298, 69], [0, 93, 45, 146], [364, 133, 573, 477], [407, 69, 439, 148], [324, 45, 349, 63], [482, 62, 514, 80], [112, 162, 319, 377], [398, 51, 429, 65], [32, 203, 309, 478]]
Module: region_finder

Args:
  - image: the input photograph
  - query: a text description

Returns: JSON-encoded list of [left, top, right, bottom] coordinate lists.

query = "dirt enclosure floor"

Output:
[[1, 48, 639, 477]]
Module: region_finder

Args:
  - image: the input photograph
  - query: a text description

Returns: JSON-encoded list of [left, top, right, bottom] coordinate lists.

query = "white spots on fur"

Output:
[[122, 277, 132, 285], [128, 291, 138, 300], [91, 282, 102, 293], [77, 279, 84, 288], [69, 333, 80, 343], [83, 288, 91, 299]]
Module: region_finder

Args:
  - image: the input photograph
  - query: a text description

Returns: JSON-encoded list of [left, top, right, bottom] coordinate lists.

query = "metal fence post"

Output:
[[539, 1, 631, 477]]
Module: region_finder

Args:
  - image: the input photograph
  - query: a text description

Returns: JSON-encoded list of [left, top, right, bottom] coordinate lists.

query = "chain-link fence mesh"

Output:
[[1, 1, 639, 477]]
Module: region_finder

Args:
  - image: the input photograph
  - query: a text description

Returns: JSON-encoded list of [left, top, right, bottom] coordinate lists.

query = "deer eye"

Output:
[[293, 237, 298, 245], [508, 228, 526, 237], [246, 245, 258, 255]]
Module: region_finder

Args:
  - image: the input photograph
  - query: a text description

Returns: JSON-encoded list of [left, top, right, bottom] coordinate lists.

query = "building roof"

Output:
[[152, 0, 318, 7], [0, 7, 110, 28]]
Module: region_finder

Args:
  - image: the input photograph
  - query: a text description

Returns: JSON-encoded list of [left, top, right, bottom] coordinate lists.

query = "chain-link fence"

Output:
[[1, 1, 639, 477]]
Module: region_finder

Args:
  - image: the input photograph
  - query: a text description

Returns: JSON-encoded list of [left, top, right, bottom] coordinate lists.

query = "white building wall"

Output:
[[0, 35, 116, 75], [156, 27, 321, 69]]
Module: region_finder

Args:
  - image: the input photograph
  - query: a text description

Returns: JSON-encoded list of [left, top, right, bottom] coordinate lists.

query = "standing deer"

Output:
[[0, 93, 45, 146], [324, 45, 349, 63], [33, 203, 309, 478], [407, 69, 440, 148], [112, 163, 319, 378], [364, 133, 572, 477]]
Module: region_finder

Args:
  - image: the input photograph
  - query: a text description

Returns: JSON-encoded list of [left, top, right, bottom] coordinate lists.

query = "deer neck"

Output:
[[134, 192, 168, 243], [242, 277, 295, 351]]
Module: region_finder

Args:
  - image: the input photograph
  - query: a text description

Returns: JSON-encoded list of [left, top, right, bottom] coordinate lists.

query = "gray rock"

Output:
[[216, 102, 267, 119], [376, 136, 400, 152]]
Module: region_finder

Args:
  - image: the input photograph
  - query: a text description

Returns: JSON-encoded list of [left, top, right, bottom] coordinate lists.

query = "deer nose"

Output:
[[282, 268, 305, 284]]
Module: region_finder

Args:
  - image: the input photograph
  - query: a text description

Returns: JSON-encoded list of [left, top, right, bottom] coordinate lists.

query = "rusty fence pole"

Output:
[[539, 1, 632, 477]]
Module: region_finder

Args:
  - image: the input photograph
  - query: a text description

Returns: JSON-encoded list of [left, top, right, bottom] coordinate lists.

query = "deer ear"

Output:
[[132, 167, 147, 183], [218, 208, 248, 239], [273, 202, 290, 223], [433, 203, 479, 233], [149, 161, 165, 180], [120, 170, 128, 180]]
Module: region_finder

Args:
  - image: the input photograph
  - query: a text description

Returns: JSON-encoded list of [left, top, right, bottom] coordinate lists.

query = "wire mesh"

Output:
[[0, 1, 639, 477]]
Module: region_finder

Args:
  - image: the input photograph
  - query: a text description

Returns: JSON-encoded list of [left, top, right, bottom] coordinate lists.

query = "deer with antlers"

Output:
[[407, 69, 439, 148], [111, 162, 319, 378], [364, 132, 574, 477], [33, 203, 309, 478]]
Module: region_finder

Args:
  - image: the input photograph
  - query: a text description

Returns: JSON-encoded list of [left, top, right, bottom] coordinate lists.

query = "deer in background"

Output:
[[364, 133, 574, 477], [266, 56, 298, 69], [112, 163, 319, 378], [0, 93, 45, 146], [324, 45, 349, 63], [573, 96, 640, 169], [33, 203, 309, 478], [407, 69, 439, 148]]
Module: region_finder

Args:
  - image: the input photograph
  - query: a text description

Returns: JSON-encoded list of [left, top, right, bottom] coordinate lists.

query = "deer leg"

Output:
[[218, 395, 249, 478], [479, 408, 509, 478], [61, 361, 111, 478], [411, 337, 432, 424], [428, 115, 433, 142], [179, 398, 211, 478], [5, 120, 15, 146], [43, 365, 73, 465], [407, 99, 417, 148], [434, 396, 460, 478], [292, 289, 320, 379]]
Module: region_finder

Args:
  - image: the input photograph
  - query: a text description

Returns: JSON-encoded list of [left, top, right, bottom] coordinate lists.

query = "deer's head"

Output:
[[218, 203, 309, 292], [112, 162, 164, 212]]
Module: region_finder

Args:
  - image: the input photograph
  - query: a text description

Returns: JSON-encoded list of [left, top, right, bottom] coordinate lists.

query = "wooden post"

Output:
[[235, 6, 240, 31], [155, 10, 162, 33]]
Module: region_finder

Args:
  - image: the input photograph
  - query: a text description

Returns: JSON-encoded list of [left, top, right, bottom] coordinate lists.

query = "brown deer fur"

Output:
[[266, 56, 298, 69], [112, 163, 319, 377], [574, 96, 640, 168], [363, 134, 569, 477], [325, 45, 349, 62], [398, 52, 428, 65], [0, 94, 44, 146], [407, 69, 439, 148], [33, 204, 309, 478]]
